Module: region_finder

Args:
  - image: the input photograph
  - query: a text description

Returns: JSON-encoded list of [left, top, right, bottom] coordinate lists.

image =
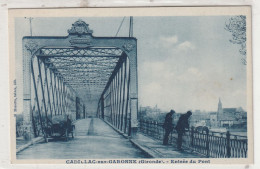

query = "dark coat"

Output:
[[175, 114, 190, 134], [163, 112, 173, 131]]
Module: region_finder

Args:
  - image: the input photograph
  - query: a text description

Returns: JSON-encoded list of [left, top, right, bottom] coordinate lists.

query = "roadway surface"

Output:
[[17, 118, 148, 159]]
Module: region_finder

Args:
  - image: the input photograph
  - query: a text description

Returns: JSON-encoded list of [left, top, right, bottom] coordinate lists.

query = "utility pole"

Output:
[[25, 17, 33, 36], [129, 16, 133, 37]]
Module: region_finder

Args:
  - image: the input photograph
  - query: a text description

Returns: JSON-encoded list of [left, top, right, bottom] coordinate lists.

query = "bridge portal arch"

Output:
[[23, 20, 138, 138]]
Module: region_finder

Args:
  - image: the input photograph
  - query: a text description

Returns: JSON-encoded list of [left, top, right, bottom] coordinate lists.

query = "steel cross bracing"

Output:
[[39, 47, 123, 57], [40, 47, 123, 98], [98, 55, 131, 135], [30, 46, 125, 137], [31, 57, 77, 137]]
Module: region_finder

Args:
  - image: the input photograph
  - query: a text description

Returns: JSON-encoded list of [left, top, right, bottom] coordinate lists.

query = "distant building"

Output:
[[138, 105, 164, 122], [210, 112, 218, 127], [190, 111, 210, 127], [209, 98, 247, 129]]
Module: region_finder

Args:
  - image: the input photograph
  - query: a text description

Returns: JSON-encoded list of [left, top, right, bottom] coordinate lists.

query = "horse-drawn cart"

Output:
[[45, 115, 75, 141]]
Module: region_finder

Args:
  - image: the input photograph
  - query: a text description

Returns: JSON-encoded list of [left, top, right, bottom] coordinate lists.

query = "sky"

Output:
[[15, 16, 247, 114]]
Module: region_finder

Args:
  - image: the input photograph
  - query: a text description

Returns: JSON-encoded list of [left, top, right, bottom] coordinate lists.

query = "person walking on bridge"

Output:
[[175, 111, 192, 151], [163, 110, 175, 145]]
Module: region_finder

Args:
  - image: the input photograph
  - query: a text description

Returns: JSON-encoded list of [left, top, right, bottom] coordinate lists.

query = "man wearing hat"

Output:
[[163, 109, 175, 145], [175, 111, 192, 150]]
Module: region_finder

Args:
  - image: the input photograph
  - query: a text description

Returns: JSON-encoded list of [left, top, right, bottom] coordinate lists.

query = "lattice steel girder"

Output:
[[42, 55, 120, 87], [45, 62, 118, 70], [23, 28, 138, 136], [47, 64, 117, 69], [67, 81, 108, 85], [39, 52, 120, 89], [44, 57, 119, 64], [54, 70, 113, 75], [56, 73, 111, 78], [39, 47, 123, 57]]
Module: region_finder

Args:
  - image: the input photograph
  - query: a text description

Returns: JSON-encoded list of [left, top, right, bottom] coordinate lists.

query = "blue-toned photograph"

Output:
[[13, 13, 250, 161]]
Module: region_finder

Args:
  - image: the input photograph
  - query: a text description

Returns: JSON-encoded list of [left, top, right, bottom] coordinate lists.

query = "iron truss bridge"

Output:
[[22, 20, 138, 140]]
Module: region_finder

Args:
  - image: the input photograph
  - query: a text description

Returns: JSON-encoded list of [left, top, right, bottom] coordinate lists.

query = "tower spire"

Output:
[[218, 98, 223, 115]]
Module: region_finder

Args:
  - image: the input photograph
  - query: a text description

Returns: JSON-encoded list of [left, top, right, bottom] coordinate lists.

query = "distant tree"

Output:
[[225, 15, 247, 65]]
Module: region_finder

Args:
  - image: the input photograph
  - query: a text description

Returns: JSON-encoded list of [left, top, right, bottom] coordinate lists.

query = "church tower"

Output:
[[217, 98, 223, 120]]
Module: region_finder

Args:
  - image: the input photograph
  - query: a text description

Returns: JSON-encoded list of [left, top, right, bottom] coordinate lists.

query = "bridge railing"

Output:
[[139, 120, 248, 158]]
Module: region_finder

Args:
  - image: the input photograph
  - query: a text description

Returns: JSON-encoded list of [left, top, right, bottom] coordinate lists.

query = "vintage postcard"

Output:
[[9, 7, 253, 164]]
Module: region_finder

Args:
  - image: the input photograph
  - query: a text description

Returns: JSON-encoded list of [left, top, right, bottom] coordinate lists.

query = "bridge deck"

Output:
[[17, 118, 148, 159]]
